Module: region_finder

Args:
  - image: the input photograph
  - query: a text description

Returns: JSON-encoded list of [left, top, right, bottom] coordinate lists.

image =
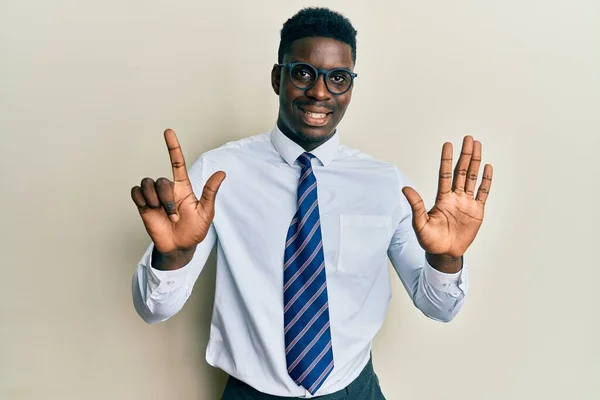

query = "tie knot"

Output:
[[297, 152, 315, 168]]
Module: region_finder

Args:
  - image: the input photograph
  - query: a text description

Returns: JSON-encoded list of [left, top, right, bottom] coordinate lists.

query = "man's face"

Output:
[[272, 37, 354, 147]]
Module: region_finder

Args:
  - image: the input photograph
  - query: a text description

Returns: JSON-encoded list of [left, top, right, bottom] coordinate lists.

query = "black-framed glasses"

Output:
[[278, 62, 358, 95]]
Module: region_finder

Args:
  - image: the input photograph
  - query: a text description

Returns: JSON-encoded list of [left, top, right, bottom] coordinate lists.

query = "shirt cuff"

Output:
[[140, 244, 193, 294], [423, 259, 469, 295]]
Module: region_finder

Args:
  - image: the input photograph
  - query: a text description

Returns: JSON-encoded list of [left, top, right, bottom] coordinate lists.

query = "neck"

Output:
[[276, 119, 335, 152]]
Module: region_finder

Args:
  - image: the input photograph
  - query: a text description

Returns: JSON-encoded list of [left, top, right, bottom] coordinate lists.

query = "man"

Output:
[[131, 7, 493, 399]]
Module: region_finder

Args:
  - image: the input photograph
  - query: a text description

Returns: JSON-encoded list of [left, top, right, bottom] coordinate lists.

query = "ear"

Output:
[[271, 64, 281, 95]]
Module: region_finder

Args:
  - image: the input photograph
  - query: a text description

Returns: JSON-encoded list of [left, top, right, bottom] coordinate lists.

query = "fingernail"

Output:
[[169, 214, 179, 223]]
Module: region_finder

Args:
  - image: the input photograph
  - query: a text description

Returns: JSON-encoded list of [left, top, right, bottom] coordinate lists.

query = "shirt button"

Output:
[[167, 280, 174, 285]]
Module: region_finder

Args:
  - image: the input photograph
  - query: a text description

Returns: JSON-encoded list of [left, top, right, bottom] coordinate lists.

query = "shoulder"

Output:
[[203, 132, 272, 161], [335, 144, 413, 188], [185, 132, 271, 184], [189, 132, 271, 168]]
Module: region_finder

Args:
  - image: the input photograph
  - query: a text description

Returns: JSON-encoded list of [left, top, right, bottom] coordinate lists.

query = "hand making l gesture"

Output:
[[402, 136, 493, 259], [131, 129, 226, 256]]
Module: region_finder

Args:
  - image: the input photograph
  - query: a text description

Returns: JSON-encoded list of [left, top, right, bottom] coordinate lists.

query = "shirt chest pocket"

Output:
[[337, 214, 392, 277]]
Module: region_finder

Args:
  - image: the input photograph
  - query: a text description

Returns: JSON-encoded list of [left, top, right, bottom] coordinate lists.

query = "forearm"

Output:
[[389, 236, 468, 322], [132, 229, 216, 324], [132, 260, 192, 324], [413, 262, 468, 322]]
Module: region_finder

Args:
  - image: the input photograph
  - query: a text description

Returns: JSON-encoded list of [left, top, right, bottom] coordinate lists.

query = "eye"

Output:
[[291, 65, 315, 81], [329, 71, 351, 86]]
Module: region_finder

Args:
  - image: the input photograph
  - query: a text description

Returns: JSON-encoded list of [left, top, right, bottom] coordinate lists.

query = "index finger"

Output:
[[437, 142, 453, 199], [164, 129, 191, 186]]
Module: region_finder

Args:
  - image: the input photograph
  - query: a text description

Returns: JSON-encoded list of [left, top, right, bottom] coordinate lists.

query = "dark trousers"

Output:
[[221, 358, 386, 399]]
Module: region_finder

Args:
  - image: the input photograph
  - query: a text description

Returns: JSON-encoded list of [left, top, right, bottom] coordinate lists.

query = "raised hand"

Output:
[[131, 129, 226, 255], [402, 136, 493, 259]]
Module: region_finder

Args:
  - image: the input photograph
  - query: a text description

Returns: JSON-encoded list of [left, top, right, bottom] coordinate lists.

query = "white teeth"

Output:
[[304, 111, 327, 118]]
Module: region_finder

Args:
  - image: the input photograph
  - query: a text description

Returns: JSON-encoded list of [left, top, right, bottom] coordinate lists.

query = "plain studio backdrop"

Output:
[[1, 0, 598, 399]]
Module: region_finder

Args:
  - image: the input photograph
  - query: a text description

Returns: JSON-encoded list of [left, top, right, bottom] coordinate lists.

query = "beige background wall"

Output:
[[1, 0, 599, 399]]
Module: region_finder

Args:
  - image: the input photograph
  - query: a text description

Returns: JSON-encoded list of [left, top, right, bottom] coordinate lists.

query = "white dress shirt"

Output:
[[132, 125, 469, 398]]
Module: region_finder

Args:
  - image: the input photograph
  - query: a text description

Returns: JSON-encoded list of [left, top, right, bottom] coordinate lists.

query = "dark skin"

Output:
[[271, 37, 354, 151], [270, 37, 494, 273], [131, 37, 493, 273]]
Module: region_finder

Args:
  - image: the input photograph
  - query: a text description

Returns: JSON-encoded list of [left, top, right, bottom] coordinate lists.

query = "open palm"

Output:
[[402, 136, 493, 258]]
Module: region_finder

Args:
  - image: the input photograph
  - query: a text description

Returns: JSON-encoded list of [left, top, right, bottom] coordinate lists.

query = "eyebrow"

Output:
[[287, 58, 353, 70]]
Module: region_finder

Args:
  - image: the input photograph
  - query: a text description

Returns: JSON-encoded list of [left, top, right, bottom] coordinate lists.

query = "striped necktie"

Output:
[[283, 152, 334, 395]]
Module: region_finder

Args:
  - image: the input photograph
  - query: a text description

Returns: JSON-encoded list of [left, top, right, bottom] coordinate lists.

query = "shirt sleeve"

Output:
[[131, 155, 218, 324], [387, 168, 469, 323]]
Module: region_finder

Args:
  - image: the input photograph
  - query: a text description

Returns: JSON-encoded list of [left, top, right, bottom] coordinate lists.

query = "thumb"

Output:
[[198, 171, 227, 213], [402, 186, 428, 231]]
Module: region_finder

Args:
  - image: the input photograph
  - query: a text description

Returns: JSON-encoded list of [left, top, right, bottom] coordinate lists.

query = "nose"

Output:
[[305, 74, 331, 101]]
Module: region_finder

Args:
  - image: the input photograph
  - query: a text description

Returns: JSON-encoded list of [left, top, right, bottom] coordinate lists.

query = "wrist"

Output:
[[152, 246, 197, 271], [426, 252, 463, 274]]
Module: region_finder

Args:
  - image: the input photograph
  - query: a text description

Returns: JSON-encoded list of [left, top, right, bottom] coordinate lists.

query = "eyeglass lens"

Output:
[[289, 63, 353, 94]]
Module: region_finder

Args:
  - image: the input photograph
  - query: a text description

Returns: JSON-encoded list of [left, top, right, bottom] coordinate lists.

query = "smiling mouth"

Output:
[[298, 107, 333, 128], [299, 107, 333, 119]]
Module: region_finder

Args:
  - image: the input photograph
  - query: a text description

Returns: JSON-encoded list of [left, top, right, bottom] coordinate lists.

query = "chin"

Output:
[[294, 125, 335, 143]]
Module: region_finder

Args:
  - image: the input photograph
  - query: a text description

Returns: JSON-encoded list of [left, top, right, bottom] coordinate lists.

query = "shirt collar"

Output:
[[270, 124, 339, 167]]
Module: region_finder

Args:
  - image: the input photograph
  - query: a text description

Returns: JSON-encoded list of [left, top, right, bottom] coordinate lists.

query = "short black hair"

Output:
[[278, 7, 357, 64]]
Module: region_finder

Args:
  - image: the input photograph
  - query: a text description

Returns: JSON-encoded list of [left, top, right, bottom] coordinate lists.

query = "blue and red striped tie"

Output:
[[283, 152, 334, 395]]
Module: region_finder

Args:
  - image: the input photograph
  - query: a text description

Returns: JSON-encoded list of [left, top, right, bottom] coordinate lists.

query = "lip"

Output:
[[297, 106, 332, 127], [298, 106, 333, 115]]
